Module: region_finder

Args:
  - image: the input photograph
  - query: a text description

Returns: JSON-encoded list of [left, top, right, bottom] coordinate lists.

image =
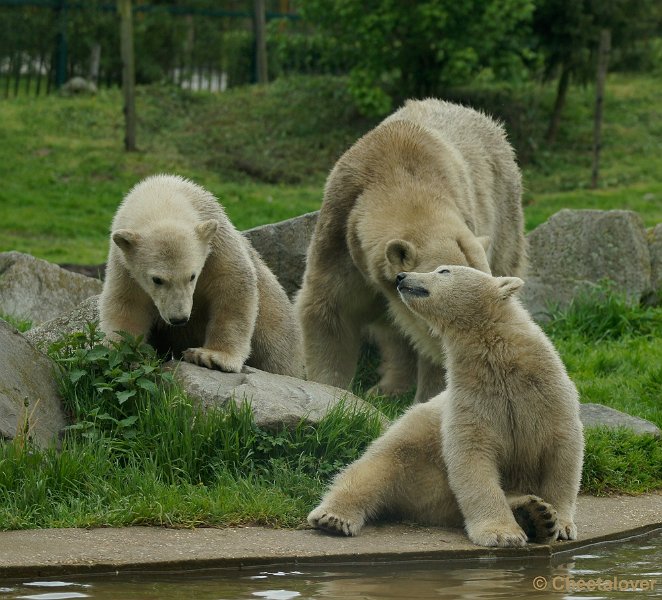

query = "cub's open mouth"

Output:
[[397, 284, 430, 298]]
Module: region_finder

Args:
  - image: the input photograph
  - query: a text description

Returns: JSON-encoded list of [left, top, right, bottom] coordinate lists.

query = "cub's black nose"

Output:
[[170, 317, 189, 327], [396, 272, 407, 285]]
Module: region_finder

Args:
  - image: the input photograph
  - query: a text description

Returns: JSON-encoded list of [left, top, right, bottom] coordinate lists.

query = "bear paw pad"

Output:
[[512, 495, 559, 544], [307, 506, 364, 537]]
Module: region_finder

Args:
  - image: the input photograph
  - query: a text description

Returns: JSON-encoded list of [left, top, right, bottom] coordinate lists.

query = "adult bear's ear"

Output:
[[112, 229, 141, 252], [458, 235, 491, 274], [496, 276, 524, 300], [195, 219, 219, 244], [477, 236, 490, 252], [385, 239, 417, 271]]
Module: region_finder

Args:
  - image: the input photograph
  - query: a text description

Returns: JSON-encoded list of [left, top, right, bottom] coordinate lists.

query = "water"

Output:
[[1, 533, 660, 599]]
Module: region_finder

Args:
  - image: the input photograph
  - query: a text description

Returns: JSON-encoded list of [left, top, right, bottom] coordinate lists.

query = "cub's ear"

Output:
[[195, 219, 219, 244], [385, 239, 417, 271], [112, 229, 141, 252], [496, 276, 524, 300]]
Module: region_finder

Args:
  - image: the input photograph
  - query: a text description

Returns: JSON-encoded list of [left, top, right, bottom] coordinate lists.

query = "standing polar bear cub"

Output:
[[308, 266, 584, 547], [296, 99, 527, 402], [99, 174, 304, 377]]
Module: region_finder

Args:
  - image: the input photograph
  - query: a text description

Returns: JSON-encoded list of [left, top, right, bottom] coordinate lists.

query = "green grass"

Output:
[[0, 72, 660, 530], [0, 325, 383, 530], [1, 290, 659, 531], [1, 72, 661, 264]]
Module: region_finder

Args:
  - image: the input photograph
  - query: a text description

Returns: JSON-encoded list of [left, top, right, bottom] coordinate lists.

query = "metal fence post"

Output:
[[55, 0, 68, 88]]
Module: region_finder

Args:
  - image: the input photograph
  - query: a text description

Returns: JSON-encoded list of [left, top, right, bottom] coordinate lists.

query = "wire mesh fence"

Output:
[[0, 0, 349, 97]]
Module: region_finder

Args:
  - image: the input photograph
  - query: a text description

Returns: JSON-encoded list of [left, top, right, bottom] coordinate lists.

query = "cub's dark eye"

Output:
[[152, 276, 164, 285], [190, 273, 196, 282], [438, 269, 451, 275]]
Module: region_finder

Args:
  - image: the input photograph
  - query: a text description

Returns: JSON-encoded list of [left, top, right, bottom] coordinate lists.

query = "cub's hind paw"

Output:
[[467, 521, 528, 547], [307, 506, 364, 537], [557, 518, 577, 541], [511, 495, 559, 544]]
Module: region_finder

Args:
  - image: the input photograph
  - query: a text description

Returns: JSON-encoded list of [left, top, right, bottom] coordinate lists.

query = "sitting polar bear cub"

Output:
[[308, 265, 584, 547], [99, 174, 304, 377]]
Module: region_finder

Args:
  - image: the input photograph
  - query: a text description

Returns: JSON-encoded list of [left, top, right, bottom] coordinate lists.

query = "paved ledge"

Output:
[[0, 494, 660, 579]]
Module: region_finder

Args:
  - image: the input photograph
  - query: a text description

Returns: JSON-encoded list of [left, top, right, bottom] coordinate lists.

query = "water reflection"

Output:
[[1, 533, 659, 600]]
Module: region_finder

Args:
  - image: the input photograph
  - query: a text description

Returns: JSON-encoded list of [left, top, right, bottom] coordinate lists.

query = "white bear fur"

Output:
[[296, 99, 527, 402], [99, 174, 304, 377], [308, 266, 583, 547]]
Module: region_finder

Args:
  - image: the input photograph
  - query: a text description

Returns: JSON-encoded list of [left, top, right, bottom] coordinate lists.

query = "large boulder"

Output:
[[521, 210, 651, 319], [0, 252, 102, 325], [0, 319, 67, 448], [168, 361, 386, 431], [24, 295, 100, 351], [580, 403, 660, 438], [244, 211, 318, 297]]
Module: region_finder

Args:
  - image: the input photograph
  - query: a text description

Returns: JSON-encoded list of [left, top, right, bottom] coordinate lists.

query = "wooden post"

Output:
[[591, 29, 611, 189], [118, 0, 137, 151], [253, 0, 268, 84]]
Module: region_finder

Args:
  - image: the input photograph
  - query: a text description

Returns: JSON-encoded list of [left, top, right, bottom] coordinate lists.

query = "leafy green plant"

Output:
[[50, 323, 173, 444]]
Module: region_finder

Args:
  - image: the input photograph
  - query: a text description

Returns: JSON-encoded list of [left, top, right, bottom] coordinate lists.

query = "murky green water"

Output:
[[1, 533, 660, 599]]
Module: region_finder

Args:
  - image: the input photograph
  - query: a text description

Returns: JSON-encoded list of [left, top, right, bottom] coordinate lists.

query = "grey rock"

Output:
[[169, 361, 386, 431], [0, 319, 67, 448], [244, 211, 318, 297], [580, 403, 660, 438], [59, 76, 97, 96], [0, 252, 102, 325], [644, 223, 662, 305], [24, 295, 100, 351], [521, 210, 651, 319]]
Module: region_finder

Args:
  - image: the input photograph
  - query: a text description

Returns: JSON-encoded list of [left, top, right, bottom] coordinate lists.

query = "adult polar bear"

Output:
[[296, 99, 526, 402], [309, 265, 584, 547]]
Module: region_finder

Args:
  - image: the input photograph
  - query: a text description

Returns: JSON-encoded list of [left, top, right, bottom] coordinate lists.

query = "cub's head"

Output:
[[112, 219, 218, 326], [396, 265, 523, 331]]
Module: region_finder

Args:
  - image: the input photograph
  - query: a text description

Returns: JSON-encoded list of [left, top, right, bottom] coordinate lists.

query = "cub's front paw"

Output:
[[182, 348, 244, 372], [511, 495, 559, 544], [307, 505, 365, 537], [557, 518, 577, 541], [467, 521, 528, 547]]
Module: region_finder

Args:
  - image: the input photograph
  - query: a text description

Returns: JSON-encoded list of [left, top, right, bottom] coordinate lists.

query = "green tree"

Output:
[[300, 0, 536, 115], [533, 0, 658, 143]]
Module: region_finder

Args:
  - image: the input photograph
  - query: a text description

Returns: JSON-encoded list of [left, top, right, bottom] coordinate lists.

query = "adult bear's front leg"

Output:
[[296, 261, 376, 389]]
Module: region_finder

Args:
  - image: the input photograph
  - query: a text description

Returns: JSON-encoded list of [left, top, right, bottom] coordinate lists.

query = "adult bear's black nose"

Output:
[[396, 272, 407, 285], [170, 317, 189, 326]]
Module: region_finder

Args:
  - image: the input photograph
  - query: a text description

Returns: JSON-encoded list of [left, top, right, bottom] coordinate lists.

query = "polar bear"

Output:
[[296, 99, 526, 402], [308, 265, 584, 547], [99, 174, 304, 377]]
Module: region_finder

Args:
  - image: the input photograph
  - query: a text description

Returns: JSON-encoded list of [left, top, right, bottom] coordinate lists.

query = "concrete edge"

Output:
[[2, 523, 660, 581]]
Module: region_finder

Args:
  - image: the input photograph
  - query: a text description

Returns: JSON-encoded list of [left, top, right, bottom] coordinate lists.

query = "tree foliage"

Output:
[[300, 0, 536, 115], [532, 0, 660, 142]]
